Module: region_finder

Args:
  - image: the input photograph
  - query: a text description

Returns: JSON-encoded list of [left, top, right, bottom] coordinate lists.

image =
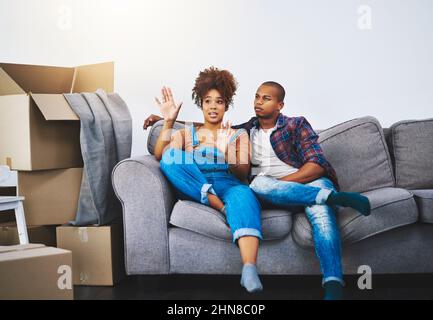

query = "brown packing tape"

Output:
[[70, 67, 78, 94], [78, 227, 88, 243], [80, 272, 89, 284]]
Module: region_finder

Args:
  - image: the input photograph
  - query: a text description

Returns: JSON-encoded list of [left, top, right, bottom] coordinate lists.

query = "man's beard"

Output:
[[256, 113, 274, 119]]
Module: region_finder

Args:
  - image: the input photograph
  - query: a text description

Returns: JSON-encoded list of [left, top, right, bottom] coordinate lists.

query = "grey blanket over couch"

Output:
[[64, 89, 132, 226]]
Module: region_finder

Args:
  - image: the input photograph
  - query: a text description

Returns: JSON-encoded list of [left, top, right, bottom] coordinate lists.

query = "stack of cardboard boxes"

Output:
[[0, 62, 125, 299]]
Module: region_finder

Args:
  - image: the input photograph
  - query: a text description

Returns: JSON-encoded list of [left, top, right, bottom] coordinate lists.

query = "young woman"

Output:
[[153, 67, 263, 293]]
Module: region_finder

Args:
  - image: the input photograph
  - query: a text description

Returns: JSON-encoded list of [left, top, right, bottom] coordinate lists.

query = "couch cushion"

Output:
[[292, 187, 418, 247], [318, 116, 395, 192], [410, 190, 433, 223], [147, 120, 185, 155], [389, 119, 433, 189], [169, 200, 292, 241]]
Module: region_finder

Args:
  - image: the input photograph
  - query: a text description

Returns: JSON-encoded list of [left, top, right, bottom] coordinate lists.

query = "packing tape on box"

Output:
[[78, 227, 88, 243], [6, 158, 12, 169], [80, 271, 89, 284]]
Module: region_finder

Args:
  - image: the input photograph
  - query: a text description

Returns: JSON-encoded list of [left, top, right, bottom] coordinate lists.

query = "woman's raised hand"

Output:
[[216, 120, 237, 155], [154, 86, 183, 122]]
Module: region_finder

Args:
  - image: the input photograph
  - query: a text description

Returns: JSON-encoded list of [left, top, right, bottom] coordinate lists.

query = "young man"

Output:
[[143, 82, 371, 300]]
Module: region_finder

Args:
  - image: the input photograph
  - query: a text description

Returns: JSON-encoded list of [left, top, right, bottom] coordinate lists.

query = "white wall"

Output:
[[1, 0, 432, 156]]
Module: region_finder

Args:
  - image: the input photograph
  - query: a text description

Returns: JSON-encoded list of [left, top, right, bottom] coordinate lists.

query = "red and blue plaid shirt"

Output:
[[233, 113, 339, 190]]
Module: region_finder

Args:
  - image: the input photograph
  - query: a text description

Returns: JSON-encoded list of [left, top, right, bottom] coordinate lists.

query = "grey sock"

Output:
[[240, 263, 263, 293]]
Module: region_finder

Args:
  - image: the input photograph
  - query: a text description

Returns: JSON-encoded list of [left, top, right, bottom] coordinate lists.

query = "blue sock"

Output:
[[240, 263, 263, 293]]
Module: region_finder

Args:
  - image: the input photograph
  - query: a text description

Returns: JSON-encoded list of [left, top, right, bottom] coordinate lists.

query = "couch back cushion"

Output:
[[147, 120, 185, 155], [148, 117, 395, 193], [389, 119, 433, 189], [318, 116, 395, 192]]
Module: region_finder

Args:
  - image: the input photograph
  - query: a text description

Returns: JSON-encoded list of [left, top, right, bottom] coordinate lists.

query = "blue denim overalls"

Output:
[[160, 125, 262, 242]]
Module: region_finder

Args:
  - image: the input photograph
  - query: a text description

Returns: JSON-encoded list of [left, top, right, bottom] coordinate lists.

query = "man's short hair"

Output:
[[261, 81, 285, 102]]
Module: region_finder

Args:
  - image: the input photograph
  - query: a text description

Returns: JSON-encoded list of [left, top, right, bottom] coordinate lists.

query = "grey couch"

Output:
[[112, 116, 433, 277]]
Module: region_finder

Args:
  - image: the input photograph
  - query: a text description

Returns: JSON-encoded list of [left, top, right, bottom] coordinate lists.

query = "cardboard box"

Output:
[[0, 244, 73, 299], [0, 61, 114, 171], [18, 168, 83, 225], [56, 224, 124, 286], [1, 163, 82, 226], [0, 222, 57, 246]]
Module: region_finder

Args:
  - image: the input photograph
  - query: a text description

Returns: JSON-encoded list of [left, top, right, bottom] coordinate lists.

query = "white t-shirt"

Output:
[[251, 126, 299, 179]]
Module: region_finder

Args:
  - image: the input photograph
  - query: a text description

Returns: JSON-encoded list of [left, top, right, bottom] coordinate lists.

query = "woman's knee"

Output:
[[233, 184, 254, 195], [161, 148, 185, 165], [160, 148, 195, 173], [226, 185, 260, 208]]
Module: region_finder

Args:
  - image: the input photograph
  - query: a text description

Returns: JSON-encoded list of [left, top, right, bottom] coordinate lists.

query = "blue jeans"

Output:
[[250, 175, 344, 286], [160, 148, 263, 243]]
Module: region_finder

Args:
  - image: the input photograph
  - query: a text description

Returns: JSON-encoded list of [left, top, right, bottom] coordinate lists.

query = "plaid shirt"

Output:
[[233, 113, 339, 190]]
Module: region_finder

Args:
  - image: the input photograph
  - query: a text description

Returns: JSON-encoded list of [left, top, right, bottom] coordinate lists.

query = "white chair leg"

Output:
[[14, 201, 29, 245]]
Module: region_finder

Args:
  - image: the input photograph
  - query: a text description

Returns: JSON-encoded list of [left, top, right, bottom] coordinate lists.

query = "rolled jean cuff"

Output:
[[201, 183, 216, 205], [232, 228, 263, 243], [322, 276, 345, 287], [315, 188, 333, 205]]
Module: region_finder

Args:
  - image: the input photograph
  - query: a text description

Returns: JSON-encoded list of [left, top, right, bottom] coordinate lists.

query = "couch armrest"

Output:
[[112, 155, 176, 274]]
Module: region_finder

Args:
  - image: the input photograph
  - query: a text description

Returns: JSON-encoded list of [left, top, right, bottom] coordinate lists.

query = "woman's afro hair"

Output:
[[192, 66, 238, 110]]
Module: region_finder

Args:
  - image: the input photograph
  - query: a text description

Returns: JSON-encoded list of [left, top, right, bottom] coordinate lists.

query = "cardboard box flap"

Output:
[[72, 61, 114, 93], [30, 93, 79, 121], [0, 67, 26, 96], [0, 62, 74, 94], [0, 243, 46, 254]]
